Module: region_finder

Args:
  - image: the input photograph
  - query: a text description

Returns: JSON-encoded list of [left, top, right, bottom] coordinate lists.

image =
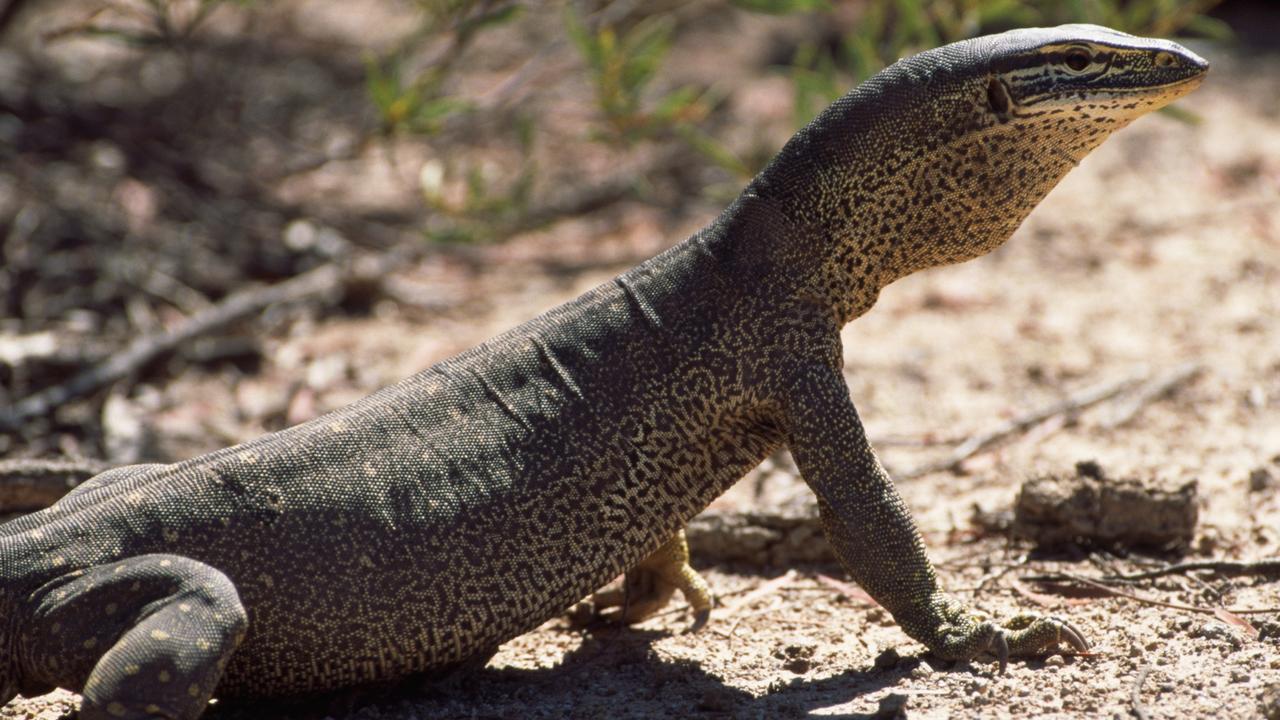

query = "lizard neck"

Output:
[[738, 48, 1082, 326]]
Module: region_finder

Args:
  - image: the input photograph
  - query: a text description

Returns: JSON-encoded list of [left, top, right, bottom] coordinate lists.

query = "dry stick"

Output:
[[1131, 665, 1154, 720], [1028, 572, 1280, 615], [1100, 558, 1280, 582], [713, 570, 797, 643], [0, 252, 405, 432], [1102, 362, 1203, 429], [0, 458, 112, 512], [898, 371, 1149, 480]]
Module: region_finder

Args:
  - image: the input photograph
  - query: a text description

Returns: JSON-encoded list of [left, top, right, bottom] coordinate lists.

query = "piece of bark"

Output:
[[1013, 460, 1198, 551]]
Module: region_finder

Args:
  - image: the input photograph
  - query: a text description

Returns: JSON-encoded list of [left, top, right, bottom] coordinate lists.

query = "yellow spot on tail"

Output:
[[239, 451, 258, 464], [329, 421, 346, 432], [124, 664, 140, 675], [106, 702, 127, 717], [51, 556, 65, 568], [162, 528, 179, 543], [150, 630, 171, 641], [179, 603, 192, 613], [160, 559, 172, 567], [196, 639, 211, 651], [31, 529, 43, 539]]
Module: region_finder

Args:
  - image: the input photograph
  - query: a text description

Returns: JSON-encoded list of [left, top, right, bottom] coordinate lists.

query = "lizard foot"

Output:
[[917, 596, 1089, 673], [593, 530, 713, 633]]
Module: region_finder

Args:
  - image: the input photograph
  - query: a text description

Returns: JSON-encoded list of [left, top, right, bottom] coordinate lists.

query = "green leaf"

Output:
[[730, 0, 830, 14]]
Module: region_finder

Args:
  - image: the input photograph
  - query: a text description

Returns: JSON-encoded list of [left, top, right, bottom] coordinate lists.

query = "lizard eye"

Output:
[[1064, 48, 1092, 72]]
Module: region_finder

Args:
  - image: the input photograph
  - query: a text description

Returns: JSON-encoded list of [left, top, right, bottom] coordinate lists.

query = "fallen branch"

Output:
[[1099, 558, 1280, 582], [0, 250, 409, 432], [0, 458, 110, 512], [1026, 572, 1280, 616], [898, 371, 1149, 479], [1024, 557, 1280, 584]]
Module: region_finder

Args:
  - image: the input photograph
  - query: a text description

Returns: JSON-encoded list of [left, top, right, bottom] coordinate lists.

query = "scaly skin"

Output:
[[0, 25, 1205, 719]]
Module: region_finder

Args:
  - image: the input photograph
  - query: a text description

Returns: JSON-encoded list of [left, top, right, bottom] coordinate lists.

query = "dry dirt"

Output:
[[3, 4, 1280, 720]]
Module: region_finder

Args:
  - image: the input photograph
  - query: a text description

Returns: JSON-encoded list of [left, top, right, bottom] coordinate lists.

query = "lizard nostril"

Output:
[[1155, 52, 1175, 68]]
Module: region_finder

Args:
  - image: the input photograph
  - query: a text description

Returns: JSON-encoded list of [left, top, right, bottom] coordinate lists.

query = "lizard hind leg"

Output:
[[594, 530, 713, 633], [33, 554, 249, 720]]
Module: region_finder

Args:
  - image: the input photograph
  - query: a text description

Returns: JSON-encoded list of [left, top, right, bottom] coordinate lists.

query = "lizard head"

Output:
[[746, 25, 1207, 323], [983, 24, 1208, 159]]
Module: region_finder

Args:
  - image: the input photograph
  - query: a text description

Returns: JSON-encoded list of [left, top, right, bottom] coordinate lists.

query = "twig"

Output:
[[1131, 665, 1153, 720], [714, 570, 796, 644], [814, 573, 876, 605], [722, 569, 797, 617], [0, 250, 409, 432], [1027, 572, 1280, 615], [898, 371, 1148, 479], [1102, 362, 1203, 429], [1024, 558, 1280, 584]]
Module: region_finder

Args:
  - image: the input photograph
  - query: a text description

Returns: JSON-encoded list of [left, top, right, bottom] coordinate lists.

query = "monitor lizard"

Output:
[[0, 24, 1207, 720]]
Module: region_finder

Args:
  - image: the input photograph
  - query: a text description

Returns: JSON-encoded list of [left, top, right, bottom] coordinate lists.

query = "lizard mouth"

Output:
[[1023, 72, 1208, 110]]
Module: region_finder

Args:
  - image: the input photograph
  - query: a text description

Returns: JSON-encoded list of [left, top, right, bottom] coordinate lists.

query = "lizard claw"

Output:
[[685, 606, 711, 634], [990, 613, 1091, 670], [993, 630, 1010, 674]]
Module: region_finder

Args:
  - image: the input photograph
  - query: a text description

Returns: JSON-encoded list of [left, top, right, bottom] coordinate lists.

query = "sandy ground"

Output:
[[2, 5, 1279, 720]]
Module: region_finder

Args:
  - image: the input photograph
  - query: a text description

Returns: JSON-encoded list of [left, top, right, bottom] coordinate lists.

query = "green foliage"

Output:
[[565, 8, 687, 140], [729, 0, 831, 15], [563, 7, 750, 178], [365, 56, 472, 136], [365, 1, 521, 137], [419, 115, 539, 244]]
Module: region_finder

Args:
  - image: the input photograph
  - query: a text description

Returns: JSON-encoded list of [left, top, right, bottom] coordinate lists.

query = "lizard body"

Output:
[[0, 25, 1206, 719]]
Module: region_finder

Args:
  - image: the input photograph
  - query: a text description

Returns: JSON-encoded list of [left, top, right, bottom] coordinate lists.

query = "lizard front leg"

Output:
[[783, 363, 1088, 671], [594, 530, 713, 633]]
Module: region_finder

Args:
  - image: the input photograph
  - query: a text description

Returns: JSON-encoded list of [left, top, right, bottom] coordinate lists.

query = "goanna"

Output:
[[0, 24, 1206, 720]]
